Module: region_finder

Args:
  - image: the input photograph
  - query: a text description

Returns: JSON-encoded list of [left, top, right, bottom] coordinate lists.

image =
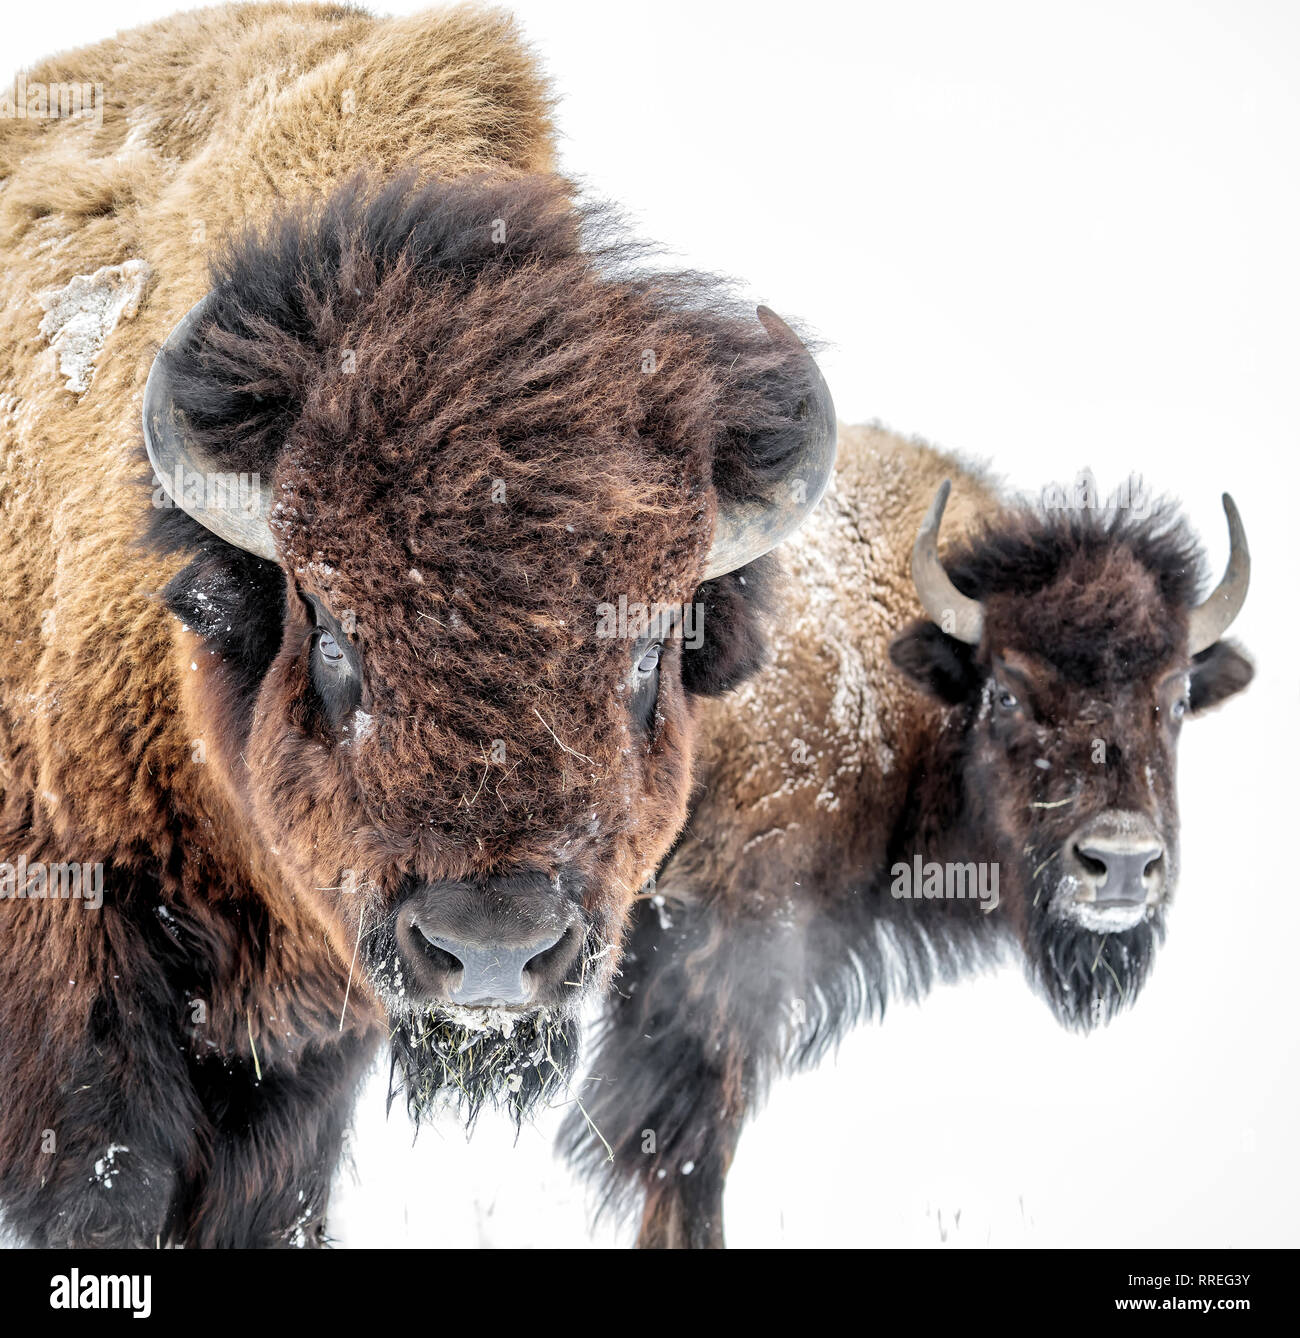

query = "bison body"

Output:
[[0, 0, 557, 1250], [565, 425, 1252, 1246], [0, 5, 835, 1246]]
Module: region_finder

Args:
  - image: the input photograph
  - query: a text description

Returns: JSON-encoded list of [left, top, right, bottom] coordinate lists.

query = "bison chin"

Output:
[[1023, 900, 1167, 1033], [386, 1006, 581, 1131], [362, 914, 588, 1129]]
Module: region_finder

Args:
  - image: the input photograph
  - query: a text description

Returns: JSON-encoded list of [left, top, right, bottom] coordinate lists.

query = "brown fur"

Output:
[[689, 427, 996, 901], [0, 0, 561, 1249], [0, 5, 826, 1246], [565, 426, 1253, 1246]]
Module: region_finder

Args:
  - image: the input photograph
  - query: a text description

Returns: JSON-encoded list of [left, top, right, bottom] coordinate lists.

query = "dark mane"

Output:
[[141, 171, 814, 701], [945, 492, 1209, 687], [145, 170, 821, 510]]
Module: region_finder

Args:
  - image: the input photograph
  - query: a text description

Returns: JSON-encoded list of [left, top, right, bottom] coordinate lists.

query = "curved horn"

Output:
[[1187, 494, 1250, 656], [701, 307, 837, 581], [911, 480, 985, 645], [142, 295, 278, 560]]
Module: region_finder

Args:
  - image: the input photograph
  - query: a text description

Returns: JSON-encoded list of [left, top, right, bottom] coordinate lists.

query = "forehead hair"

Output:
[[147, 168, 824, 695], [158, 170, 818, 513], [144, 171, 823, 854], [944, 500, 1208, 690]]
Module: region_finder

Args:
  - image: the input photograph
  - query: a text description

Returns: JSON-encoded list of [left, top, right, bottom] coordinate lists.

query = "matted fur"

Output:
[[0, 4, 825, 1247], [0, 0, 560, 1249]]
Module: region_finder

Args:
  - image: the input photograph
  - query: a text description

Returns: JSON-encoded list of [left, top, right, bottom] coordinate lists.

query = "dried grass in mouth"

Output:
[[387, 1004, 580, 1132]]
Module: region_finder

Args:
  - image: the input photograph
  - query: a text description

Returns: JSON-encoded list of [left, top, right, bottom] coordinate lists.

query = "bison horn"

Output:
[[701, 307, 838, 581], [911, 479, 985, 644], [1187, 494, 1250, 656], [142, 295, 279, 561]]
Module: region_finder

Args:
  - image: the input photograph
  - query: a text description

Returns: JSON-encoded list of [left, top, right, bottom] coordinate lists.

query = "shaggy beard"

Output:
[[386, 1005, 581, 1130], [361, 915, 584, 1128], [1025, 903, 1167, 1032]]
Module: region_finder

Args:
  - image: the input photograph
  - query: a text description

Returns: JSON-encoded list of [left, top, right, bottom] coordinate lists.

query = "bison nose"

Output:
[[1070, 829, 1165, 905], [395, 877, 581, 1008], [415, 926, 567, 1007]]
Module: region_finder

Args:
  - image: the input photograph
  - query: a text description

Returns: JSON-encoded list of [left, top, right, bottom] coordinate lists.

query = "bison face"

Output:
[[892, 482, 1252, 1029], [970, 648, 1191, 936], [235, 535, 703, 1117], [144, 174, 834, 1117]]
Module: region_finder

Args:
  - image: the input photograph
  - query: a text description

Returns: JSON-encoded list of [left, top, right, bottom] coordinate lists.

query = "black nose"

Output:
[[1068, 819, 1165, 905], [396, 876, 581, 1007], [418, 928, 567, 1006]]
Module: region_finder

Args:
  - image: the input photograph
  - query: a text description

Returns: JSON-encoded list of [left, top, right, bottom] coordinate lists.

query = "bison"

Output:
[[0, 5, 836, 1246], [0, 4, 1256, 1254], [562, 425, 1252, 1246]]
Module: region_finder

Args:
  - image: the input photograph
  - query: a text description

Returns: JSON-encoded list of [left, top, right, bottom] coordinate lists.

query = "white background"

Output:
[[5, 1, 1297, 1247]]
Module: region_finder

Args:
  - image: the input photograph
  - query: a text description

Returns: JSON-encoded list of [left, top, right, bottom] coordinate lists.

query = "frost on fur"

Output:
[[36, 259, 150, 393]]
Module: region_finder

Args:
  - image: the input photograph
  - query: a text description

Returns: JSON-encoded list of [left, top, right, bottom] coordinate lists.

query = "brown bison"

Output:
[[564, 426, 1252, 1247], [0, 5, 835, 1246]]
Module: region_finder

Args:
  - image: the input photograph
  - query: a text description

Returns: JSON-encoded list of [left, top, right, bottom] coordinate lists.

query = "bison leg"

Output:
[[0, 1070, 194, 1249], [0, 1056, 194, 1246], [178, 1031, 376, 1248], [561, 895, 793, 1249], [0, 885, 208, 1247]]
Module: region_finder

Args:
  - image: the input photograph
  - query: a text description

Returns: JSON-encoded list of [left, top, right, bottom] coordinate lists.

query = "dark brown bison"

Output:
[[0, 7, 835, 1246], [563, 426, 1252, 1247]]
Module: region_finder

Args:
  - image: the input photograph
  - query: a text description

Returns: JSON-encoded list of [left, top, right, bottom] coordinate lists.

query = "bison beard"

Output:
[[388, 1010, 581, 1131], [363, 915, 584, 1128], [1025, 869, 1167, 1031]]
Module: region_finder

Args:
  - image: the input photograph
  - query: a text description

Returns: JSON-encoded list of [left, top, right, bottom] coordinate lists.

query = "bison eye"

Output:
[[313, 627, 354, 681], [997, 688, 1018, 711], [630, 643, 663, 732], [1171, 696, 1188, 721], [317, 630, 345, 665], [309, 620, 362, 727]]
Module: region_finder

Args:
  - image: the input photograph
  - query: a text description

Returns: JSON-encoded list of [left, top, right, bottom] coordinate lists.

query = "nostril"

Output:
[[1143, 851, 1164, 881], [411, 925, 464, 975], [1074, 845, 1109, 881], [398, 880, 581, 1006], [404, 921, 574, 1007], [523, 922, 579, 981]]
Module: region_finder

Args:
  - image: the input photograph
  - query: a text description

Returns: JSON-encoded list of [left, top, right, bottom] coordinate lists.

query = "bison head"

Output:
[[142, 174, 834, 1118], [891, 481, 1251, 1030]]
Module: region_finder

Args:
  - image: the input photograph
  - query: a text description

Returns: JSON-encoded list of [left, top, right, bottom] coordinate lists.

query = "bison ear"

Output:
[[889, 620, 981, 705], [1189, 640, 1253, 714], [681, 558, 775, 697]]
